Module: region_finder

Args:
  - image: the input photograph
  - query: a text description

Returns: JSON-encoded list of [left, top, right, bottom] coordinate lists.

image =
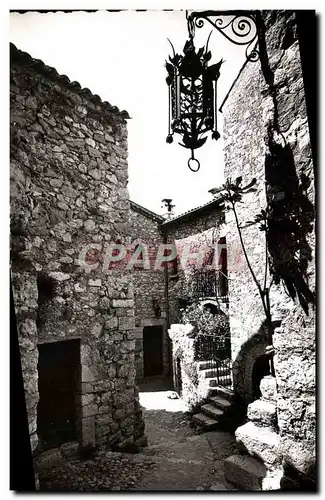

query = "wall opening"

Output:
[[37, 339, 81, 451], [202, 302, 219, 315], [143, 325, 163, 377], [175, 356, 183, 396], [251, 353, 271, 400], [218, 236, 228, 297]]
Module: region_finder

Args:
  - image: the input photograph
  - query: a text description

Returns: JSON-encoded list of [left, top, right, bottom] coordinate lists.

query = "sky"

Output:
[[10, 10, 247, 215]]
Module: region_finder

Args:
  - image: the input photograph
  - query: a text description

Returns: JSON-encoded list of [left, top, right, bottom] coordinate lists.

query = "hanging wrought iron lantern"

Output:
[[165, 26, 223, 172]]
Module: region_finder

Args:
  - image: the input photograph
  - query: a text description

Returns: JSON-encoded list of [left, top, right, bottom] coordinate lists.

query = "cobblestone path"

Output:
[[37, 390, 238, 491]]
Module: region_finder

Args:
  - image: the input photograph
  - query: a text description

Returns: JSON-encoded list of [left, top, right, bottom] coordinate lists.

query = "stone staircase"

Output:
[[223, 376, 283, 491], [192, 360, 235, 431]]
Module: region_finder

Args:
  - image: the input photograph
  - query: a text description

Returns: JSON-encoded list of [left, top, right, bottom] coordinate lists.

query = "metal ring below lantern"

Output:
[[188, 156, 200, 172]]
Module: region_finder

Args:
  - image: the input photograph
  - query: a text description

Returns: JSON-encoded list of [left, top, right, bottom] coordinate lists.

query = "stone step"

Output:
[[224, 454, 267, 491], [201, 404, 224, 420], [209, 395, 233, 411], [208, 376, 232, 387], [197, 360, 220, 371], [60, 441, 79, 459], [192, 412, 220, 430], [247, 399, 277, 428], [235, 421, 281, 467], [260, 376, 277, 403], [197, 359, 231, 370], [207, 386, 234, 401], [200, 366, 231, 378]]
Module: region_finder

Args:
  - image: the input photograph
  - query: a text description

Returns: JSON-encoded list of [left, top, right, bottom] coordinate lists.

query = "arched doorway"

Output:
[[251, 354, 271, 400], [202, 301, 219, 315], [232, 329, 270, 404]]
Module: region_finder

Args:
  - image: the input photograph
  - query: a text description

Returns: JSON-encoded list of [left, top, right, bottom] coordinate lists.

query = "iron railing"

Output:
[[190, 270, 228, 301], [194, 334, 232, 387]]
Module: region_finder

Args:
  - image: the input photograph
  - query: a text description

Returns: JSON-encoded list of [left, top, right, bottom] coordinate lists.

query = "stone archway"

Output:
[[200, 298, 228, 316], [232, 328, 270, 404], [201, 300, 219, 315]]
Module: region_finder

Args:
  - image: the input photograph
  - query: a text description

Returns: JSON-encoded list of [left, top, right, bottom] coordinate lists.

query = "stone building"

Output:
[[129, 197, 229, 396], [132, 199, 229, 406], [162, 200, 229, 405], [161, 198, 228, 324], [10, 9, 316, 490], [129, 198, 228, 384], [129, 201, 170, 381], [10, 43, 145, 456], [221, 11, 316, 490]]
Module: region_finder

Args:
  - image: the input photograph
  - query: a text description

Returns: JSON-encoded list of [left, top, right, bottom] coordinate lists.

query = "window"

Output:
[[218, 237, 228, 297]]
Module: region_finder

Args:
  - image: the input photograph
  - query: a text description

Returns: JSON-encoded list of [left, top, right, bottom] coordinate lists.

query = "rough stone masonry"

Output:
[[161, 199, 226, 325], [222, 11, 315, 486], [129, 202, 170, 380], [10, 44, 145, 455]]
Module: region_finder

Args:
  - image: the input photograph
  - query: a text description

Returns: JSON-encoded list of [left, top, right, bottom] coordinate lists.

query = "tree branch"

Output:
[[231, 198, 262, 294], [231, 198, 273, 336], [263, 229, 268, 293]]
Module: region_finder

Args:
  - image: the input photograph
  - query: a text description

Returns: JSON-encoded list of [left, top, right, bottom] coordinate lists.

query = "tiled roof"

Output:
[[130, 200, 164, 223], [160, 196, 224, 226], [10, 42, 130, 119]]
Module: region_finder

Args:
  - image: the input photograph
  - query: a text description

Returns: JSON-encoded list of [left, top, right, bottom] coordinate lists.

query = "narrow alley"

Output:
[[10, 11, 316, 493], [37, 382, 238, 491]]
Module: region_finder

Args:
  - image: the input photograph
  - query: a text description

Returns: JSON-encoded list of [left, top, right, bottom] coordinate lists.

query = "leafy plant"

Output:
[[180, 302, 229, 344], [210, 161, 315, 373]]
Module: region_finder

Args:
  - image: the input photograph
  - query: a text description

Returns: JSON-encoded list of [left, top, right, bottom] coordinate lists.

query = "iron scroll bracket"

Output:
[[187, 10, 259, 61], [186, 10, 260, 112]]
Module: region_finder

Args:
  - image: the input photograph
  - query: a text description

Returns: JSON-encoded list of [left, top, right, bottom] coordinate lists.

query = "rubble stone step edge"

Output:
[[224, 454, 267, 491]]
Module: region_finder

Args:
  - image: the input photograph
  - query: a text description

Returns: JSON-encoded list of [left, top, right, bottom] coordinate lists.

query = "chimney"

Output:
[[161, 198, 175, 220]]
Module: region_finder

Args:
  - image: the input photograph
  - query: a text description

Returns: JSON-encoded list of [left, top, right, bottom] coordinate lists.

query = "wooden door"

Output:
[[143, 326, 163, 377], [37, 339, 80, 450]]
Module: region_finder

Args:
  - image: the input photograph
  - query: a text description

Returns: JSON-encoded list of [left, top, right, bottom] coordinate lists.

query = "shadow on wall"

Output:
[[257, 12, 315, 316], [265, 129, 315, 316]]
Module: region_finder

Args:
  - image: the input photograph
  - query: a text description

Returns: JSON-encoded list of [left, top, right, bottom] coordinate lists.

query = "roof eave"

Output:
[[130, 200, 164, 223], [160, 197, 224, 227], [10, 42, 130, 120]]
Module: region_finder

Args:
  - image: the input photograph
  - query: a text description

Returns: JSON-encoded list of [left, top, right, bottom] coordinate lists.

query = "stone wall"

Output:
[[11, 269, 39, 452], [161, 203, 225, 325], [222, 11, 315, 484], [168, 323, 212, 410], [235, 375, 283, 490], [129, 203, 170, 379], [10, 44, 144, 454], [129, 201, 226, 382]]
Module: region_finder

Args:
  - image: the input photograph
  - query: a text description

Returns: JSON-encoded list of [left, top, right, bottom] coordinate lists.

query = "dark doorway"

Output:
[[143, 326, 163, 377], [251, 354, 271, 400], [174, 357, 182, 396], [218, 237, 228, 297], [37, 339, 80, 451], [203, 302, 219, 315]]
